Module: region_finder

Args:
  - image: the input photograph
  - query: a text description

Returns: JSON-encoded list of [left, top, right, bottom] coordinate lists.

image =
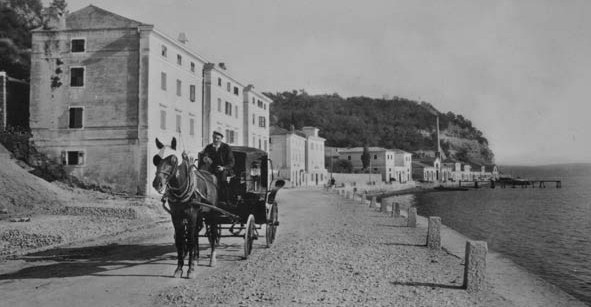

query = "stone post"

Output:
[[345, 190, 352, 199], [427, 217, 441, 249], [394, 202, 401, 217], [407, 207, 417, 227], [463, 241, 488, 292], [370, 196, 376, 208], [380, 198, 388, 212]]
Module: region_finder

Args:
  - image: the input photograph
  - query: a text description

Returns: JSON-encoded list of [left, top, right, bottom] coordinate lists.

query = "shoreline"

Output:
[[335, 185, 586, 306], [379, 191, 588, 306]]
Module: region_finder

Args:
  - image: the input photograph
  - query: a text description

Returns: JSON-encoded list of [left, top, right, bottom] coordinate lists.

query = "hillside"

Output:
[[267, 90, 494, 165]]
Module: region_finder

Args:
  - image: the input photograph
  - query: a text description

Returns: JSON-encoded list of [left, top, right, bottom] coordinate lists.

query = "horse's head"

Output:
[[152, 137, 182, 194]]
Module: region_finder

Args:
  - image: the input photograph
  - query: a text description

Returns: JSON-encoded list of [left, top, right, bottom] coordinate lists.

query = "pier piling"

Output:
[[427, 217, 442, 249], [463, 240, 488, 292], [370, 196, 376, 208]]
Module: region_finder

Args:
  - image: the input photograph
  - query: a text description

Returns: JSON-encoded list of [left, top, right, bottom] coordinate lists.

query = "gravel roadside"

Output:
[[154, 189, 511, 306]]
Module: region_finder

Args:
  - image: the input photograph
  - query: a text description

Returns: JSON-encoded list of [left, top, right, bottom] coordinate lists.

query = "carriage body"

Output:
[[202, 146, 283, 255]]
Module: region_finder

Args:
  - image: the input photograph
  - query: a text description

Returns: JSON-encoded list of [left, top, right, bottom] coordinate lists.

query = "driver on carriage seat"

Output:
[[199, 131, 235, 203]]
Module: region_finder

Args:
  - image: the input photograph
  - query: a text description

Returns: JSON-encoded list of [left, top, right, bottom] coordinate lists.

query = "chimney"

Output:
[[178, 32, 188, 44], [218, 63, 227, 70]]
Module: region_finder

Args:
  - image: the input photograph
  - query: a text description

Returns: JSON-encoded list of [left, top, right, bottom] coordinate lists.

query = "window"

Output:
[[374, 154, 377, 159], [253, 137, 255, 146], [235, 106, 238, 118], [176, 80, 182, 96], [263, 103, 266, 110], [69, 107, 83, 128], [70, 67, 84, 87], [217, 78, 222, 86], [189, 85, 196, 102], [63, 151, 85, 165], [225, 129, 235, 144], [233, 86, 239, 95], [161, 45, 167, 57], [257, 100, 263, 108], [252, 98, 255, 105], [161, 72, 167, 90], [189, 118, 195, 135], [347, 155, 351, 160], [176, 114, 181, 132], [71, 39, 85, 53], [190, 62, 195, 73], [226, 82, 231, 92], [252, 114, 255, 125], [160, 110, 166, 130], [225, 101, 232, 116], [217, 98, 222, 112], [177, 54, 182, 65], [258, 138, 262, 149], [258, 116, 266, 128], [264, 140, 267, 151]]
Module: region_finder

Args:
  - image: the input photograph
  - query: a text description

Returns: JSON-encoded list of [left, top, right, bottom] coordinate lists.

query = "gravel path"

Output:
[[155, 189, 511, 306]]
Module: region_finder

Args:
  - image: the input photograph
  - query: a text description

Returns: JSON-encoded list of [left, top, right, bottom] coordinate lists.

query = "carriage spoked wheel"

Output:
[[243, 214, 256, 259], [266, 201, 279, 248]]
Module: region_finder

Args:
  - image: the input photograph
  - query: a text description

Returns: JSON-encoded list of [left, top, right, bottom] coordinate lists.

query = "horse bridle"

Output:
[[155, 156, 179, 192]]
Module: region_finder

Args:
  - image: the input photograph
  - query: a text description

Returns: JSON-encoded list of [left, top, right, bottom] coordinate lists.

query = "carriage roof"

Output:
[[230, 146, 268, 158]]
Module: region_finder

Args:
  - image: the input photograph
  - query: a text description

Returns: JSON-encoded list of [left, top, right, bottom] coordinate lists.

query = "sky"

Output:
[[55, 0, 591, 165]]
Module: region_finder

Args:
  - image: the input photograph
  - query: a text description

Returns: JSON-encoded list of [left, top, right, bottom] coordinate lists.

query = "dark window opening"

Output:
[[69, 107, 83, 128], [71, 39, 85, 52]]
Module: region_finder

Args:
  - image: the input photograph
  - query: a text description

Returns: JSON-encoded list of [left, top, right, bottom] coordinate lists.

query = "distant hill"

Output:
[[266, 90, 495, 165]]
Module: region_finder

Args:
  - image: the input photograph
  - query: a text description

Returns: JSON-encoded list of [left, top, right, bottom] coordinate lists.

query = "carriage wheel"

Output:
[[265, 202, 278, 248], [243, 214, 255, 259]]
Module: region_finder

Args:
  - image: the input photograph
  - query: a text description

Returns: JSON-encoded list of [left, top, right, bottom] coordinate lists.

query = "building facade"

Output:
[[393, 149, 412, 183], [269, 127, 306, 186], [243, 85, 272, 152], [29, 5, 270, 195], [337, 147, 396, 182]]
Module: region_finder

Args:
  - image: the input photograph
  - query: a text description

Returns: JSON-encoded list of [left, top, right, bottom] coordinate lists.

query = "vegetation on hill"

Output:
[[266, 90, 495, 165], [0, 0, 68, 81]]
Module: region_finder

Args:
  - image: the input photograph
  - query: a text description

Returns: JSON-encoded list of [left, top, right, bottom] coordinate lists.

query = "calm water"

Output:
[[414, 164, 591, 304]]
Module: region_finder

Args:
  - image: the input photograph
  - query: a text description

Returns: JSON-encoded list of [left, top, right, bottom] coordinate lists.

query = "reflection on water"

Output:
[[414, 164, 591, 304]]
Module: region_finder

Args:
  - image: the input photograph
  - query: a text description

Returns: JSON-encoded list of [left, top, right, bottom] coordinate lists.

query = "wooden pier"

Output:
[[458, 179, 562, 189]]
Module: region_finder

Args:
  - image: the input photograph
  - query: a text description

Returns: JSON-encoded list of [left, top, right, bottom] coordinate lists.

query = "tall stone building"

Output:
[[29, 5, 270, 195], [269, 126, 327, 187]]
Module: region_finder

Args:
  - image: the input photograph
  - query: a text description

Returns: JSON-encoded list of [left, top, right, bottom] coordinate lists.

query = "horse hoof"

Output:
[[186, 270, 195, 279], [173, 268, 183, 278], [209, 258, 217, 267]]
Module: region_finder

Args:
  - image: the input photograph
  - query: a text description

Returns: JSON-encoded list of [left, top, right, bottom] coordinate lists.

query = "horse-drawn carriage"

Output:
[[204, 145, 284, 257], [152, 138, 284, 278]]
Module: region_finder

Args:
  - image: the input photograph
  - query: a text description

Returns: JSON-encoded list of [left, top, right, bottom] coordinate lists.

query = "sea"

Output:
[[412, 163, 591, 304]]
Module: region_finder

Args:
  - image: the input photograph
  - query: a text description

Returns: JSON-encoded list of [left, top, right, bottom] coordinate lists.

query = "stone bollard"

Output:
[[380, 198, 388, 212], [345, 190, 352, 199], [407, 207, 417, 227], [394, 202, 401, 217], [370, 196, 376, 208], [427, 217, 441, 249], [463, 241, 488, 292]]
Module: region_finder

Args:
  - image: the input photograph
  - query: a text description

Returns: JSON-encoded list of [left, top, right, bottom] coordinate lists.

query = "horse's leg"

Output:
[[186, 208, 198, 279], [172, 216, 185, 278], [208, 223, 217, 267]]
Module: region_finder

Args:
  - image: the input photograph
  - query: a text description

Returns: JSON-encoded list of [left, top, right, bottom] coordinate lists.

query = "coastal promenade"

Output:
[[332, 185, 586, 306]]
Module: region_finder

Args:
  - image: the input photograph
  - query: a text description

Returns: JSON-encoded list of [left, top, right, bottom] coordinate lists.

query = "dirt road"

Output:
[[0, 189, 521, 306]]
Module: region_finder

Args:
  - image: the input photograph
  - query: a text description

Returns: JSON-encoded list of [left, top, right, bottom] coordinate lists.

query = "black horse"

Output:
[[152, 137, 221, 278]]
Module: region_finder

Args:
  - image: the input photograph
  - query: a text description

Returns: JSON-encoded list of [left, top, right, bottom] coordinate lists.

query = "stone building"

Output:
[[269, 126, 327, 187], [337, 147, 397, 182], [393, 149, 412, 183], [29, 5, 269, 195], [243, 85, 272, 151]]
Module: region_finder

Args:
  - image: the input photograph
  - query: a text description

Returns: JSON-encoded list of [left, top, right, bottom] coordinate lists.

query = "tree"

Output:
[[361, 144, 370, 170], [333, 159, 353, 173]]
